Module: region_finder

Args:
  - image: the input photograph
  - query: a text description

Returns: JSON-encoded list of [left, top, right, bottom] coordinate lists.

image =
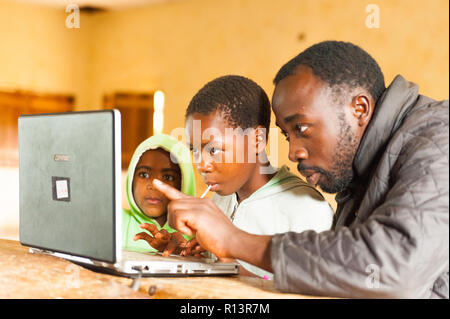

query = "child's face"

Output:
[[132, 149, 181, 220], [185, 111, 260, 196]]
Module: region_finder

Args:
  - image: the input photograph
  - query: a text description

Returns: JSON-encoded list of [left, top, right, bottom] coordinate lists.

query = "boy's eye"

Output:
[[190, 146, 200, 156], [208, 147, 221, 156], [191, 147, 201, 162]]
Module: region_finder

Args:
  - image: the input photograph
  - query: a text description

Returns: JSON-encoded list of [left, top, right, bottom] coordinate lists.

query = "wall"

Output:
[[83, 0, 449, 208], [0, 0, 90, 238], [0, 0, 448, 239], [0, 0, 91, 106]]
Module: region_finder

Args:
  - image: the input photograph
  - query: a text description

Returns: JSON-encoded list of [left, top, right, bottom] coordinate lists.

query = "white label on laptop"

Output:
[[56, 180, 69, 199]]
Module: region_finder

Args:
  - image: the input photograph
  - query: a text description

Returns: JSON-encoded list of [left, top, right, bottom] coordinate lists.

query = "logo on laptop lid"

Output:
[[54, 154, 70, 162]]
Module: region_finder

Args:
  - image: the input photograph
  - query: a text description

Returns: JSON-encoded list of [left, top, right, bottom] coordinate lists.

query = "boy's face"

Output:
[[185, 111, 260, 196], [132, 149, 181, 220]]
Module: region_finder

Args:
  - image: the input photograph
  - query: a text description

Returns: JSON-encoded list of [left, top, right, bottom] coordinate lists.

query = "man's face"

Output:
[[185, 111, 259, 196], [272, 66, 361, 194]]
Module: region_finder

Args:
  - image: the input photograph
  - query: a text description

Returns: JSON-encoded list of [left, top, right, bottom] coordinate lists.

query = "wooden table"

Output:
[[0, 239, 321, 299]]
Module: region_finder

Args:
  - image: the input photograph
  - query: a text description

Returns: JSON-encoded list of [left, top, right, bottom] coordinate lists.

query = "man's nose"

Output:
[[288, 143, 308, 163]]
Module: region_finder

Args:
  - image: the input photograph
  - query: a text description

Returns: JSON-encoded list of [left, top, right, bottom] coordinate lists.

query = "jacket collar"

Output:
[[353, 75, 419, 178], [335, 75, 419, 205]]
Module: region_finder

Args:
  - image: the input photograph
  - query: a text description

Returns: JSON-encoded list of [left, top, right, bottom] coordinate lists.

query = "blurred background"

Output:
[[0, 0, 448, 240]]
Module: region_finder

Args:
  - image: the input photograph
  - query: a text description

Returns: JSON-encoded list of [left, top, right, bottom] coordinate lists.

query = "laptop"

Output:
[[18, 110, 239, 278]]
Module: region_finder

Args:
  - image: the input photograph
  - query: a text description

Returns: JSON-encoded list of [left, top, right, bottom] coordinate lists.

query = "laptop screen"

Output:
[[18, 110, 122, 263]]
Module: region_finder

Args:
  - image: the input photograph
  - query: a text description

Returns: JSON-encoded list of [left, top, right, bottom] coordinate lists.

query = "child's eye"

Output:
[[138, 172, 150, 178], [162, 174, 175, 182]]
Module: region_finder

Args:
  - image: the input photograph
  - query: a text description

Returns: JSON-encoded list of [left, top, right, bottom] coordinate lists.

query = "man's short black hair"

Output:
[[273, 41, 386, 103], [186, 75, 271, 130]]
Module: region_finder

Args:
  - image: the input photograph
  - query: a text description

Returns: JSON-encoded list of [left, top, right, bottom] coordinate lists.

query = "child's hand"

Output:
[[134, 223, 196, 257], [134, 223, 171, 252], [180, 238, 207, 258], [134, 223, 208, 258]]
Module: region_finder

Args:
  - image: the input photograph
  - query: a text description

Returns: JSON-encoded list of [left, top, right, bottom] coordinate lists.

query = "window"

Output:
[[103, 92, 154, 169], [0, 90, 74, 166]]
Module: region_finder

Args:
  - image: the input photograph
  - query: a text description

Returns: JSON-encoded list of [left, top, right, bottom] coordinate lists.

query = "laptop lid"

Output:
[[18, 110, 122, 264]]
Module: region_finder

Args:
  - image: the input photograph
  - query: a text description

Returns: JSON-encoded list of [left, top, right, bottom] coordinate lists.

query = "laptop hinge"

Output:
[[129, 266, 144, 291]]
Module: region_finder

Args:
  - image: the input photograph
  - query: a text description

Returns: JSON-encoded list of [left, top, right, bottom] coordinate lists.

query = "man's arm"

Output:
[[229, 231, 273, 273], [152, 179, 274, 271], [271, 125, 449, 298]]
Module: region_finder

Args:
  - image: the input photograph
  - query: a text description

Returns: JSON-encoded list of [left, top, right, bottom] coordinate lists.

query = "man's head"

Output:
[[132, 148, 181, 225], [272, 41, 386, 194], [185, 75, 271, 196]]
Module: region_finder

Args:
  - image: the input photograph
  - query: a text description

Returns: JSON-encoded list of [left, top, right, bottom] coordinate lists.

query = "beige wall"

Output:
[[0, 0, 91, 106], [0, 0, 448, 238], [82, 0, 449, 208]]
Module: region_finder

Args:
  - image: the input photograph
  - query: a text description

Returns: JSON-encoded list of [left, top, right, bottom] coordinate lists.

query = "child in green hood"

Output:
[[122, 134, 196, 253]]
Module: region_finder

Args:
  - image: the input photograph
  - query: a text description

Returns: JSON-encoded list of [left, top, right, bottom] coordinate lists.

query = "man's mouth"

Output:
[[299, 168, 321, 187], [305, 172, 321, 186]]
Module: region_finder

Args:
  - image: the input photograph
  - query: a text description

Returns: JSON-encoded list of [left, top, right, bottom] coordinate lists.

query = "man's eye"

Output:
[[281, 130, 290, 142], [295, 124, 308, 136]]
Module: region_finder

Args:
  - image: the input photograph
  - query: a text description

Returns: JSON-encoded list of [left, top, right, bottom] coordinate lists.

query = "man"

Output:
[[153, 41, 449, 298]]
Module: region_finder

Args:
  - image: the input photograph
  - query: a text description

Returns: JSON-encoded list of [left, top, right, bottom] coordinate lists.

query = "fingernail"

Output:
[[153, 179, 162, 185]]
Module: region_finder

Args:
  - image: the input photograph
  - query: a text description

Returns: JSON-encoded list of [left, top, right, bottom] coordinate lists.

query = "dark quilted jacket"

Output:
[[271, 75, 449, 298]]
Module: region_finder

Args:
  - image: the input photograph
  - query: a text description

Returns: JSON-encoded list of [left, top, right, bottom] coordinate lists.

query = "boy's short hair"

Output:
[[185, 75, 271, 131]]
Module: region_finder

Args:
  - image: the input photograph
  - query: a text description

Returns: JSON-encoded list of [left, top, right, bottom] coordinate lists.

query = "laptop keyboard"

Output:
[[122, 250, 167, 262], [122, 250, 216, 263]]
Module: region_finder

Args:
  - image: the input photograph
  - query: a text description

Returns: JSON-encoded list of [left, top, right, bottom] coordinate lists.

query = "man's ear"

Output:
[[254, 126, 267, 154], [351, 94, 373, 127]]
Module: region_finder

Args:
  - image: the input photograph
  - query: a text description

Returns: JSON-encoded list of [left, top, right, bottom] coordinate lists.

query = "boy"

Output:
[[184, 75, 334, 278], [122, 134, 196, 254]]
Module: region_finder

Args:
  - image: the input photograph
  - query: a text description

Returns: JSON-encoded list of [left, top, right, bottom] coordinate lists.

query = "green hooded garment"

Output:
[[122, 134, 196, 253]]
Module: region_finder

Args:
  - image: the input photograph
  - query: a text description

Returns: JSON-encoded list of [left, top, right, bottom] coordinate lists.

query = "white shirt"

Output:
[[212, 165, 334, 278]]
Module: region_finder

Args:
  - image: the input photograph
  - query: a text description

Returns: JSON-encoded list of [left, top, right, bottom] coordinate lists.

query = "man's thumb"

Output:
[[152, 179, 189, 200]]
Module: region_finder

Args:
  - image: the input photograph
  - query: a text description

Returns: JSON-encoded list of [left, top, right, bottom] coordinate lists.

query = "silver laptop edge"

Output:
[[113, 109, 123, 264]]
